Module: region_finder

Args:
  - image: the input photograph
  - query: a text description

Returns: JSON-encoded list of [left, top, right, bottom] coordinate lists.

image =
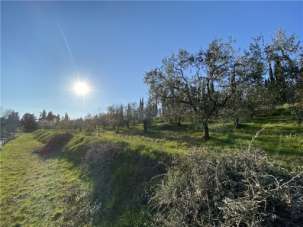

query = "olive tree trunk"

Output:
[[234, 117, 240, 129], [203, 121, 210, 141]]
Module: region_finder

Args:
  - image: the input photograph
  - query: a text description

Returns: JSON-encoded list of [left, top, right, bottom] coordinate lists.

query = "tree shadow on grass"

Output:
[[33, 133, 73, 159], [118, 126, 204, 148], [35, 134, 172, 226], [116, 122, 302, 159], [33, 126, 303, 225], [120, 124, 245, 148], [83, 143, 171, 225]]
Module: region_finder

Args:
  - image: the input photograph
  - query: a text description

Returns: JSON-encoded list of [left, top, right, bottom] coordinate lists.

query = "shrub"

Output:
[[150, 149, 303, 227]]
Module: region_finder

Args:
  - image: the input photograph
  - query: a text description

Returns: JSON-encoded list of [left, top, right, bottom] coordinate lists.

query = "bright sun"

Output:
[[72, 80, 91, 97]]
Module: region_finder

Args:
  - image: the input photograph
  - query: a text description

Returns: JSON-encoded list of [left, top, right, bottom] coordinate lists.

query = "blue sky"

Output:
[[1, 1, 302, 118]]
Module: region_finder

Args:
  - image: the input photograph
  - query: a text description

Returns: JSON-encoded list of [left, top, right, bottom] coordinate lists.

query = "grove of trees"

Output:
[[0, 110, 20, 137], [145, 30, 302, 140], [1, 30, 301, 140], [20, 113, 38, 132]]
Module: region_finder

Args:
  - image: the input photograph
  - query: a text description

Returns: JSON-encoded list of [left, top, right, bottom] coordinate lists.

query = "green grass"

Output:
[[0, 130, 169, 226], [0, 134, 91, 226], [0, 109, 302, 226], [98, 118, 302, 168]]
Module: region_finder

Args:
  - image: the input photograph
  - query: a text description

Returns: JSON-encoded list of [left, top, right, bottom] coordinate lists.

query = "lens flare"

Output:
[[72, 80, 91, 96]]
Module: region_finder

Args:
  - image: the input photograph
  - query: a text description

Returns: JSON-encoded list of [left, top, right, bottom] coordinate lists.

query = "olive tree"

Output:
[[145, 40, 235, 140], [225, 37, 267, 127], [265, 30, 301, 104]]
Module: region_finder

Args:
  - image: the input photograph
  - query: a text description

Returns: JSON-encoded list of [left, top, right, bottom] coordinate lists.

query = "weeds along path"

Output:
[[0, 134, 89, 226]]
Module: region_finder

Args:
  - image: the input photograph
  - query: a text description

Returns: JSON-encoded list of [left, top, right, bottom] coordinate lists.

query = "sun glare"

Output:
[[72, 80, 91, 97]]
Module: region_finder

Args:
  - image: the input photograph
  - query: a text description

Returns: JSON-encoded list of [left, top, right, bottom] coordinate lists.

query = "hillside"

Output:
[[0, 108, 302, 226], [2, 2, 302, 226]]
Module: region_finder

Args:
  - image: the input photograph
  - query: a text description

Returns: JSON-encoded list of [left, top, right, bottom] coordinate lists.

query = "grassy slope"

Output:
[[0, 108, 302, 226], [100, 117, 303, 168], [0, 134, 90, 226], [0, 131, 168, 226]]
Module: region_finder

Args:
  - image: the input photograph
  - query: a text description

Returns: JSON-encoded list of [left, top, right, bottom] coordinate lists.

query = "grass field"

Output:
[[0, 109, 302, 226], [0, 134, 91, 226]]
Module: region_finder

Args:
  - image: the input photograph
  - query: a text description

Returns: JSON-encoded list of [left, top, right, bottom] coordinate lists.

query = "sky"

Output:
[[1, 1, 302, 118]]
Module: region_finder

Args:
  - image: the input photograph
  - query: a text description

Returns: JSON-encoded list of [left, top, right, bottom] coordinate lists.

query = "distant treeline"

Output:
[[1, 30, 302, 140]]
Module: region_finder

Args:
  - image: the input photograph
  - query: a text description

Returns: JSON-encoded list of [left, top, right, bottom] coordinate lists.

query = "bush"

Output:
[[150, 149, 303, 227]]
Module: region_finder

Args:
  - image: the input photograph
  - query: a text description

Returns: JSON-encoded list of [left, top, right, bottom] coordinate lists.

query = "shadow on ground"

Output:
[[34, 132, 171, 226]]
